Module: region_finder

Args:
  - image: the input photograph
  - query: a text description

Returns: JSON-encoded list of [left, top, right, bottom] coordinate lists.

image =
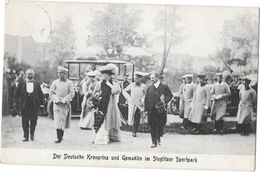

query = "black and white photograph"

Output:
[[0, 0, 259, 171]]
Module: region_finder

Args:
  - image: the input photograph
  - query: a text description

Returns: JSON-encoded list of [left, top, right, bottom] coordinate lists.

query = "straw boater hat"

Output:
[[57, 66, 68, 73], [181, 75, 186, 79]]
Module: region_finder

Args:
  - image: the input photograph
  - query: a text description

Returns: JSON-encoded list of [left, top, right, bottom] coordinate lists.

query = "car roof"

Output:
[[64, 59, 129, 64]]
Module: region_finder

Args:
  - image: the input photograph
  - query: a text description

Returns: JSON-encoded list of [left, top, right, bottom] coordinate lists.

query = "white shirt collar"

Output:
[[26, 78, 34, 82], [154, 80, 161, 88], [217, 81, 224, 85]]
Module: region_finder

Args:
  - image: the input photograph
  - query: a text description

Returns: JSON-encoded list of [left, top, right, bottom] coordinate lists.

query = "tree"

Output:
[[49, 16, 76, 66], [87, 4, 147, 57], [211, 11, 258, 72], [154, 6, 184, 74]]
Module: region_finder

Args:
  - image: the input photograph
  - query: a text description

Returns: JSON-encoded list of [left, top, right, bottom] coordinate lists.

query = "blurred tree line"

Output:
[[210, 11, 258, 75]]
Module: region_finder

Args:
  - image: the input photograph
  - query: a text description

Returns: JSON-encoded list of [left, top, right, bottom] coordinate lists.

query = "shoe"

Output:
[[150, 144, 157, 148], [23, 138, 29, 142], [55, 139, 62, 143], [212, 128, 217, 133], [30, 134, 34, 141], [132, 132, 136, 137]]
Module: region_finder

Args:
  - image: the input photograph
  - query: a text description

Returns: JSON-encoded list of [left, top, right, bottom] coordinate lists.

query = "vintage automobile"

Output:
[[64, 58, 135, 117]]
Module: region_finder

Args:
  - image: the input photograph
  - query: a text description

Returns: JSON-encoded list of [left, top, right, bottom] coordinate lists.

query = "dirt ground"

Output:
[[1, 115, 256, 155]]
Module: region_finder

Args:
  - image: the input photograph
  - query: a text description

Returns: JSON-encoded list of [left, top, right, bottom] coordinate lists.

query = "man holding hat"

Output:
[[123, 72, 147, 137], [14, 68, 44, 141], [189, 73, 211, 134], [182, 74, 196, 129], [210, 72, 231, 134], [236, 77, 257, 136], [50, 66, 75, 143], [144, 72, 173, 148]]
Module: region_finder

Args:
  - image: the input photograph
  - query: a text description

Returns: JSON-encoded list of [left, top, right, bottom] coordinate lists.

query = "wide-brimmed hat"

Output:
[[57, 66, 68, 73], [99, 63, 118, 75]]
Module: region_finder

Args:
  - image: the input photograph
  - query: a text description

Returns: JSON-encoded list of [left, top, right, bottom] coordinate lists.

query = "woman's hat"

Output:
[[86, 70, 96, 77], [99, 63, 118, 75]]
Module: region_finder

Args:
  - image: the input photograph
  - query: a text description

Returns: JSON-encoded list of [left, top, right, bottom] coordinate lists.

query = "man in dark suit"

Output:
[[14, 69, 44, 142], [144, 72, 173, 148]]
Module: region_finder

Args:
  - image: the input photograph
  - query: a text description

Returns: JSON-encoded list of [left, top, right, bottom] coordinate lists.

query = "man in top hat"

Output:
[[144, 72, 173, 148], [14, 68, 44, 141], [236, 77, 257, 136], [178, 75, 187, 118], [210, 72, 231, 134], [189, 74, 211, 134], [49, 66, 75, 143], [182, 74, 196, 129], [123, 72, 147, 137]]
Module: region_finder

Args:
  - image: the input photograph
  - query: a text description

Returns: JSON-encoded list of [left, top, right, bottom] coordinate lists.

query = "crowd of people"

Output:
[[178, 72, 257, 136], [8, 63, 258, 148]]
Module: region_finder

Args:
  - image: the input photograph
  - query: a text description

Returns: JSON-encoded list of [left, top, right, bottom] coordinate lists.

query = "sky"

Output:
[[5, 1, 259, 58]]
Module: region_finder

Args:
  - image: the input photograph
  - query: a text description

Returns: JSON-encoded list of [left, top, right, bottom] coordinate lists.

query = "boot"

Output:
[[240, 124, 246, 136], [213, 121, 219, 133], [182, 119, 188, 129], [219, 120, 224, 134], [61, 130, 64, 140], [236, 123, 241, 133], [243, 123, 250, 136], [55, 129, 62, 143]]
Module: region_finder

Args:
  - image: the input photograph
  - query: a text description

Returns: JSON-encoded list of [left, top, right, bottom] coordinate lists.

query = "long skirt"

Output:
[[92, 120, 121, 144], [79, 110, 95, 129], [93, 113, 121, 144]]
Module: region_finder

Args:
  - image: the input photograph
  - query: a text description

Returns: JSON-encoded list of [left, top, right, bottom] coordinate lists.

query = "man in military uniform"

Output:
[[50, 66, 75, 143], [210, 73, 231, 134]]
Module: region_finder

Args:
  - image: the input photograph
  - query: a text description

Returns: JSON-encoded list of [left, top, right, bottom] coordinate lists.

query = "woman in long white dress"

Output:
[[79, 70, 97, 129], [92, 64, 122, 144]]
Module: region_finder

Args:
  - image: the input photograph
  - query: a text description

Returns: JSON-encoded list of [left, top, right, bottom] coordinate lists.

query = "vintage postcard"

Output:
[[1, 0, 259, 171]]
